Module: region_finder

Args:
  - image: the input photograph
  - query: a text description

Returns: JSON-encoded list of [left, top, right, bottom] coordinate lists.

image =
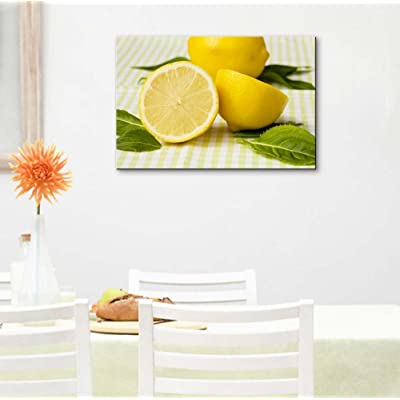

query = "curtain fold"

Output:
[[19, 1, 41, 143]]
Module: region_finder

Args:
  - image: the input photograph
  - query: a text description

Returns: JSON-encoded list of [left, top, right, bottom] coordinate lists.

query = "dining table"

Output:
[[1, 304, 400, 397], [90, 305, 400, 398]]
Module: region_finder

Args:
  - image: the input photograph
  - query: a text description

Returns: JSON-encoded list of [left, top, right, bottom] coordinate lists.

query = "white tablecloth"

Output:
[[90, 305, 400, 397]]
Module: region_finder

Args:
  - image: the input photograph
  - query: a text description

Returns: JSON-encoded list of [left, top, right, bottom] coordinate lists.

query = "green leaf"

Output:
[[116, 109, 143, 136], [117, 131, 161, 152], [131, 56, 189, 71], [116, 109, 161, 152], [258, 65, 315, 90], [137, 76, 147, 85], [233, 121, 302, 138], [263, 64, 313, 76], [263, 64, 298, 77], [259, 70, 315, 90], [292, 66, 313, 74], [259, 70, 290, 86], [241, 125, 316, 166], [284, 77, 315, 90]]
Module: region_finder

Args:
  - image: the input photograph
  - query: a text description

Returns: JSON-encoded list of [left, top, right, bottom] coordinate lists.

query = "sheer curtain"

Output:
[[0, 3, 21, 155], [0, 1, 41, 170]]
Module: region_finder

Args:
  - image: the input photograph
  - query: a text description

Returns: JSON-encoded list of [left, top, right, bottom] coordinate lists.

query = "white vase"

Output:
[[17, 214, 61, 306]]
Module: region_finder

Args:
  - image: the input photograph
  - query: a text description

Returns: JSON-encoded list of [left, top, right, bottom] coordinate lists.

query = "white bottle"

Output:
[[10, 233, 31, 305]]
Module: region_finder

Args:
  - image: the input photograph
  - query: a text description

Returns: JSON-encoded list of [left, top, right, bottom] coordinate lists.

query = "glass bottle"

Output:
[[10, 233, 31, 305]]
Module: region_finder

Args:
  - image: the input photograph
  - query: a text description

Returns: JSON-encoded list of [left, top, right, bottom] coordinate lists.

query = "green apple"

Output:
[[98, 288, 128, 305]]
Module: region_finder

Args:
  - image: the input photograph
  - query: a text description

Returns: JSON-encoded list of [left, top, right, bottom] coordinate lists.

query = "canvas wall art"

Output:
[[115, 35, 316, 169]]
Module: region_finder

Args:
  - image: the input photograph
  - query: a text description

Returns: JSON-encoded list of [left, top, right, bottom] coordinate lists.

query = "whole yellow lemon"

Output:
[[188, 36, 269, 80], [216, 69, 288, 132]]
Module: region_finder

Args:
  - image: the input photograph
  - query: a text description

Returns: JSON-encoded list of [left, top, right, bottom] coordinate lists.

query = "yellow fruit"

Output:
[[188, 36, 269, 80], [216, 69, 288, 132], [139, 61, 219, 143]]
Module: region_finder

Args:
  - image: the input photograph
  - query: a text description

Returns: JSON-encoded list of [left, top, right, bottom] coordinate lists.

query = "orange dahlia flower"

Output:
[[9, 139, 72, 206]]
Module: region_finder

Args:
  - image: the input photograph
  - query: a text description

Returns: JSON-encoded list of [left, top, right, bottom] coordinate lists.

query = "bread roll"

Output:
[[96, 293, 173, 321]]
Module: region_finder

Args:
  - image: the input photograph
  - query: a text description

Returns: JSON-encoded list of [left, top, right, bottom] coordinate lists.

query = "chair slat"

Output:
[[152, 301, 300, 323], [155, 377, 299, 396], [130, 269, 257, 305], [138, 290, 248, 303], [154, 351, 298, 371], [154, 326, 298, 347], [0, 290, 11, 300], [0, 326, 75, 346], [134, 271, 249, 285], [0, 272, 11, 303], [0, 352, 76, 371], [0, 379, 77, 396], [0, 302, 75, 323], [0, 272, 11, 283]]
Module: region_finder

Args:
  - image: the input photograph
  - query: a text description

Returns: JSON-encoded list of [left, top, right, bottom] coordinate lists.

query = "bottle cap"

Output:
[[20, 233, 31, 242]]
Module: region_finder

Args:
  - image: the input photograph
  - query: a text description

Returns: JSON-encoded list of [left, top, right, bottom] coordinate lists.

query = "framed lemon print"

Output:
[[115, 35, 316, 169]]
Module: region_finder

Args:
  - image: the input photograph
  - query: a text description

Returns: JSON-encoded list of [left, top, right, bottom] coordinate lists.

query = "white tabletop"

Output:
[[314, 304, 400, 339], [2, 304, 400, 397], [90, 304, 400, 342]]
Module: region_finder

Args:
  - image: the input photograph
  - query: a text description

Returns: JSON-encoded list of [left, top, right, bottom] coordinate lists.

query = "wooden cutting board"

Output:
[[90, 319, 207, 334]]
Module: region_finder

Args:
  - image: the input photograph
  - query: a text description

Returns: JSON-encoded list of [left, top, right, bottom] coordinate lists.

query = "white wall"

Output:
[[1, 4, 399, 304]]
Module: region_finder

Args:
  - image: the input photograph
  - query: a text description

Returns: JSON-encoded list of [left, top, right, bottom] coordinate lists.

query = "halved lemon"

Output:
[[139, 61, 219, 143], [216, 69, 288, 132]]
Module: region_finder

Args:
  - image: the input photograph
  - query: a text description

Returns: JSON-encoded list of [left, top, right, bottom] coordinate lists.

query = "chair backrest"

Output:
[[138, 299, 314, 398], [0, 299, 92, 397], [0, 272, 11, 305], [129, 269, 257, 305]]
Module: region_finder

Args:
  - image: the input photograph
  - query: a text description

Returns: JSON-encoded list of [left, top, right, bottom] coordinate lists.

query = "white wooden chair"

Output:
[[0, 299, 92, 397], [138, 299, 314, 398], [0, 272, 11, 305], [129, 269, 257, 305]]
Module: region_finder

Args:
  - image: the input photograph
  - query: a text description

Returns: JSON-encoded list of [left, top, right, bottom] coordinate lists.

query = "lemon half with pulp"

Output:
[[139, 61, 219, 143]]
